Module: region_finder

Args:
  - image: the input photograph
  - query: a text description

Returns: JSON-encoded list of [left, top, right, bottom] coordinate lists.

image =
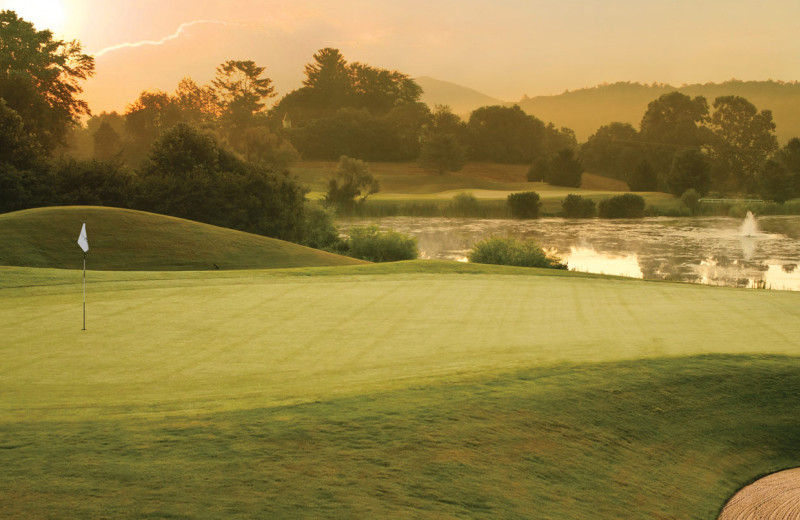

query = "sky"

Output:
[[2, 0, 799, 114]]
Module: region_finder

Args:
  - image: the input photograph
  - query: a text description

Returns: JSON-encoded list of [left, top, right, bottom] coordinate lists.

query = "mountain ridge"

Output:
[[418, 77, 800, 144]]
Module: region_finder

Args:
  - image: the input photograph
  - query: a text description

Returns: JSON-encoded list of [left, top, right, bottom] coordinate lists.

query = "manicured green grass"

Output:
[[4, 265, 799, 421], [0, 206, 366, 270], [3, 264, 800, 518], [3, 354, 800, 519], [295, 161, 680, 216]]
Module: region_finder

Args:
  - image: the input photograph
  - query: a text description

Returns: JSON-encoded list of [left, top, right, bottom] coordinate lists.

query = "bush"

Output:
[[468, 236, 566, 269], [507, 191, 541, 219], [561, 194, 596, 218], [450, 192, 480, 217], [680, 189, 701, 215], [347, 225, 418, 262], [302, 202, 344, 252], [598, 193, 646, 218]]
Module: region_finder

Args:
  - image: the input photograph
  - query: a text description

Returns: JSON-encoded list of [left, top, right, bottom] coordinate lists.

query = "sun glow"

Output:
[[2, 0, 67, 34]]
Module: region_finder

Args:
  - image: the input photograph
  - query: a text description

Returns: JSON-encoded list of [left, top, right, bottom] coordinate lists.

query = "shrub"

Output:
[[598, 193, 646, 218], [680, 189, 701, 215], [561, 194, 596, 218], [507, 191, 541, 219], [450, 192, 480, 217], [302, 202, 344, 252], [546, 148, 583, 188], [347, 225, 418, 262], [468, 236, 566, 269]]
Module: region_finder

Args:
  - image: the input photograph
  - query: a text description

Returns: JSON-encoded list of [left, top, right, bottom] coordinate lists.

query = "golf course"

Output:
[[2, 206, 800, 519]]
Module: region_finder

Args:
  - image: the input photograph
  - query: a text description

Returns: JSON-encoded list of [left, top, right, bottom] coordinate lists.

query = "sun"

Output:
[[2, 0, 67, 34]]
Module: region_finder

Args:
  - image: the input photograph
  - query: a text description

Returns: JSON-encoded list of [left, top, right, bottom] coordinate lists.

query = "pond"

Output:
[[339, 215, 800, 291]]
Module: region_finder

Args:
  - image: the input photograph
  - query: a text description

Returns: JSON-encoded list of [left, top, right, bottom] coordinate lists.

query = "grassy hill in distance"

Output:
[[416, 76, 509, 117], [417, 77, 800, 144], [0, 206, 366, 271], [517, 80, 800, 143]]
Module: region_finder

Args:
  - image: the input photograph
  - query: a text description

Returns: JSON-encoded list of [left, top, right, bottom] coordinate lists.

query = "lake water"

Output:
[[339, 216, 800, 291]]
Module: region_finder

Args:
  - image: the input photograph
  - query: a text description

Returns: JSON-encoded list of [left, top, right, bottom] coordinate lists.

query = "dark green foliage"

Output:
[[758, 159, 794, 204], [561, 194, 596, 218], [346, 225, 418, 262], [323, 155, 380, 213], [302, 202, 345, 252], [680, 189, 702, 215], [139, 123, 307, 241], [667, 148, 712, 197], [708, 96, 778, 193], [639, 92, 710, 178], [527, 157, 549, 182], [52, 159, 137, 208], [627, 160, 658, 191], [290, 108, 398, 161], [0, 99, 44, 170], [772, 138, 800, 198], [580, 122, 643, 180], [418, 105, 467, 175], [0, 10, 94, 152], [546, 148, 584, 187], [92, 120, 122, 161], [467, 105, 547, 163], [450, 192, 480, 217], [506, 191, 541, 219], [598, 193, 646, 218], [468, 236, 566, 269]]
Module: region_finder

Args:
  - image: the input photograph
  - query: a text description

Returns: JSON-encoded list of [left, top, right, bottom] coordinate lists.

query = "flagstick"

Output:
[[83, 251, 86, 331]]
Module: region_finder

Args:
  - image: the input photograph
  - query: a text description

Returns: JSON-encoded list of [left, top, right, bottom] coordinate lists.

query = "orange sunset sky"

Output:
[[2, 0, 799, 115]]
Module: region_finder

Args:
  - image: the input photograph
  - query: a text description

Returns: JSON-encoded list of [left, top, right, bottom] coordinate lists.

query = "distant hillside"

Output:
[[515, 80, 800, 144], [416, 76, 508, 117], [0, 207, 367, 271]]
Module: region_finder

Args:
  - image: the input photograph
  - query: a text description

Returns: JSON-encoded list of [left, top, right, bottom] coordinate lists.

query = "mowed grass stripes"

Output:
[[2, 268, 799, 420]]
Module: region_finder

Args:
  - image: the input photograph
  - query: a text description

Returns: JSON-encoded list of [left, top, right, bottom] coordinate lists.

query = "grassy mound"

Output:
[[0, 206, 366, 270]]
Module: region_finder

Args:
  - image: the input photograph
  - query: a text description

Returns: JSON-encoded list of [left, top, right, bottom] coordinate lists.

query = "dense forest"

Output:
[[2, 8, 800, 249]]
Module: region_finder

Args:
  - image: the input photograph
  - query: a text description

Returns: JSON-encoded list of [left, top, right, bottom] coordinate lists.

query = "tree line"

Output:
[[3, 7, 800, 252]]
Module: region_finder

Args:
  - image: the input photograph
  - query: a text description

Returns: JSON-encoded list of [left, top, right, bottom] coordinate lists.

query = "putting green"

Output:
[[2, 266, 799, 421]]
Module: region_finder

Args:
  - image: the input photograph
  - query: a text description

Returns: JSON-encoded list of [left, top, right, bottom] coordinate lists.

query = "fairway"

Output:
[[3, 264, 799, 420], [3, 264, 800, 518]]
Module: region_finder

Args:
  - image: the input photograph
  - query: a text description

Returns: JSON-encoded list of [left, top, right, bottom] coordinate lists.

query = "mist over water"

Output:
[[340, 216, 800, 291]]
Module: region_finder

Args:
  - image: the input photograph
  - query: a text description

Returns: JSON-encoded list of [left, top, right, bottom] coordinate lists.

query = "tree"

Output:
[[349, 62, 422, 112], [546, 148, 584, 187], [0, 98, 44, 170], [323, 155, 380, 212], [124, 90, 182, 163], [639, 92, 709, 177], [774, 138, 800, 196], [302, 48, 351, 110], [758, 158, 794, 203], [418, 105, 467, 175], [175, 77, 221, 125], [507, 191, 541, 219], [92, 120, 122, 161], [0, 10, 95, 151], [627, 160, 658, 191], [598, 194, 646, 218], [580, 122, 642, 180], [467, 105, 547, 163], [707, 96, 778, 193], [666, 148, 711, 197], [212, 60, 276, 127], [561, 194, 596, 218]]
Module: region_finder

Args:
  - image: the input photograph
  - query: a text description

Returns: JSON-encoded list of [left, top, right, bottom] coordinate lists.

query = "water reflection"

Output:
[[566, 247, 643, 278], [339, 216, 800, 291]]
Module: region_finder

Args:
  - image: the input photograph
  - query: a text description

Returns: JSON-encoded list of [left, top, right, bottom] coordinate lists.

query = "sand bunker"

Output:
[[719, 468, 800, 519]]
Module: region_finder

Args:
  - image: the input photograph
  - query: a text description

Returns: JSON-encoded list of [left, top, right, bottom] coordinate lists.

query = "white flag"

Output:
[[78, 223, 89, 253]]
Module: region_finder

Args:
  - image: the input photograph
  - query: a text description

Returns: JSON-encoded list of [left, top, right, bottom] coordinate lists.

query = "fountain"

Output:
[[740, 211, 759, 237]]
